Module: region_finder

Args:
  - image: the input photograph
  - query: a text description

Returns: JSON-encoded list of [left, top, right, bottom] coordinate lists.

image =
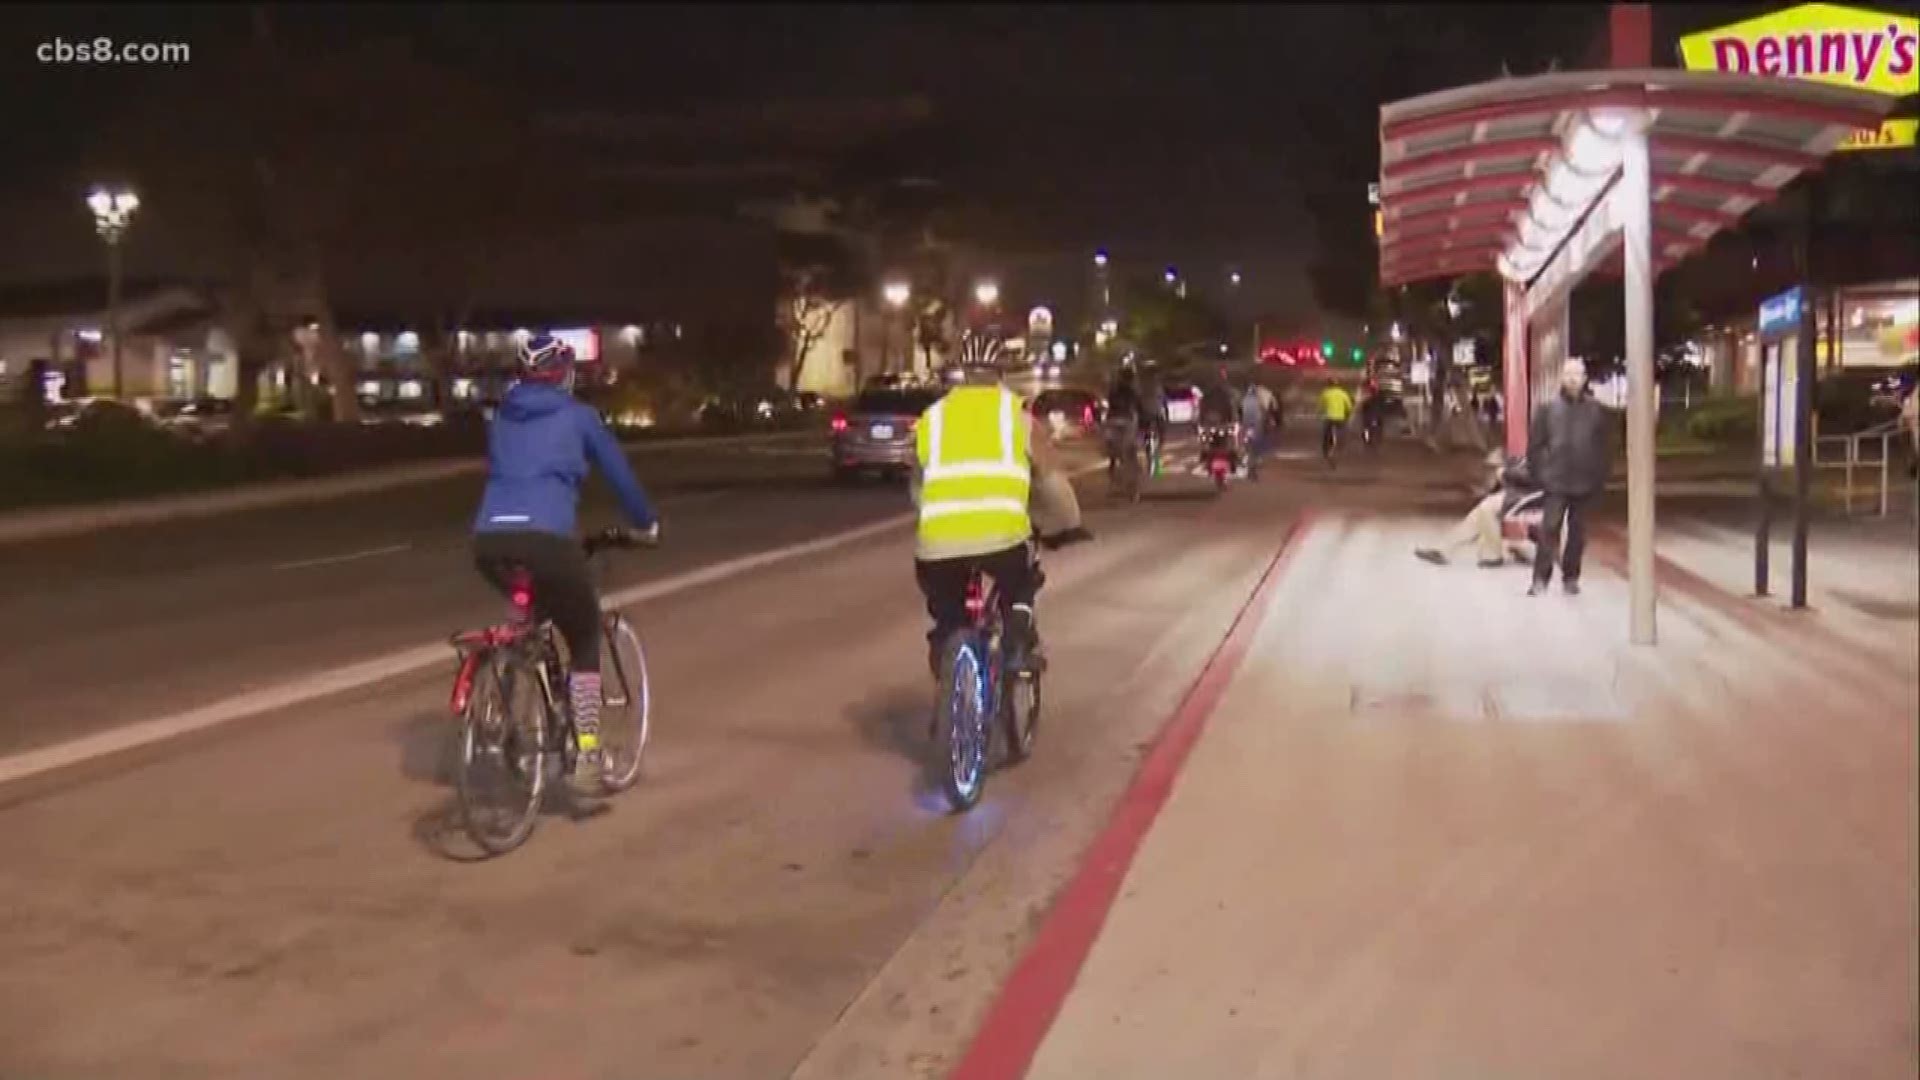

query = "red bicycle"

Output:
[[448, 528, 655, 856]]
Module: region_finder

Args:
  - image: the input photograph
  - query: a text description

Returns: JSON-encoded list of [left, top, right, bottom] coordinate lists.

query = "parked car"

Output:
[[1030, 388, 1104, 440], [830, 386, 943, 482], [156, 397, 238, 440], [44, 397, 155, 433]]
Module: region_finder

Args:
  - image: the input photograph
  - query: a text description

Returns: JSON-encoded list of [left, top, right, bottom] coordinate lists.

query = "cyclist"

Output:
[[472, 333, 660, 777], [1319, 379, 1355, 464], [910, 331, 1081, 680], [1104, 367, 1151, 478], [1238, 382, 1268, 480]]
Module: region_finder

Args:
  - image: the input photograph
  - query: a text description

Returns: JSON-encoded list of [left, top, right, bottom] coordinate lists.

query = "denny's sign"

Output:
[[1679, 4, 1918, 95], [1681, 4, 1918, 152]]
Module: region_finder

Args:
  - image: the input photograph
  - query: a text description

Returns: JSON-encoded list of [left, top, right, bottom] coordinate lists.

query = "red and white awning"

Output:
[[1376, 69, 1895, 289]]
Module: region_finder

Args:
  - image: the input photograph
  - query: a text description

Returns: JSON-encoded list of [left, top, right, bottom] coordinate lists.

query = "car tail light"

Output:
[[1082, 405, 1094, 425], [830, 413, 848, 433]]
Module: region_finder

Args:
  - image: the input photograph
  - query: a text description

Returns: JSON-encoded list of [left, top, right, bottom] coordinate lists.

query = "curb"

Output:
[[947, 511, 1315, 1080]]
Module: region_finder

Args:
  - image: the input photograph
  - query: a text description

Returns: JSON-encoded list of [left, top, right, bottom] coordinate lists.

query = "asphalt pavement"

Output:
[[0, 424, 1328, 1079]]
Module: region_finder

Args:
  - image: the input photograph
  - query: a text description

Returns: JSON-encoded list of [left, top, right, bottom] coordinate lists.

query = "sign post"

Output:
[[1754, 283, 1806, 598]]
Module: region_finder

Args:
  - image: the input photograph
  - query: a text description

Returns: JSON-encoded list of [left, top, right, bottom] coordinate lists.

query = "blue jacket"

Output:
[[473, 382, 657, 537]]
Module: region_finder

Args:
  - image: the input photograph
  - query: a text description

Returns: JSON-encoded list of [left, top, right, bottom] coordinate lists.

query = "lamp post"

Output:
[[882, 280, 911, 373], [973, 279, 1000, 309], [1092, 249, 1111, 318], [87, 185, 140, 400]]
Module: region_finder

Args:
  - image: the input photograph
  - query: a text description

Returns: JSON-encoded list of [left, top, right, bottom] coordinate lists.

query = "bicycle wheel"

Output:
[[456, 652, 549, 856], [596, 614, 652, 793], [1001, 666, 1041, 766], [930, 630, 990, 812]]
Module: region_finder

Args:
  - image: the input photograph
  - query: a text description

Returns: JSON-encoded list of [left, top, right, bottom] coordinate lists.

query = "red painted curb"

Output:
[[947, 512, 1316, 1080]]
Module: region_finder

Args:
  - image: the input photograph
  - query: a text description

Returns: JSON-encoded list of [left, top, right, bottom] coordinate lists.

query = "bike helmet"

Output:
[[955, 330, 1006, 372], [519, 332, 577, 383]]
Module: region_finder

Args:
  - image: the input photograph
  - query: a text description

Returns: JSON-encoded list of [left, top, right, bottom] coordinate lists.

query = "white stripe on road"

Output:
[[0, 461, 1110, 789], [270, 543, 413, 572], [0, 512, 916, 789]]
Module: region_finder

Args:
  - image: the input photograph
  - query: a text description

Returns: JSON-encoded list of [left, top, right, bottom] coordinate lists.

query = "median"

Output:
[[0, 410, 823, 544]]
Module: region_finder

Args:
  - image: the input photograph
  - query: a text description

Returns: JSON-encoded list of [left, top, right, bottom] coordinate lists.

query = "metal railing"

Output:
[[1812, 418, 1910, 518]]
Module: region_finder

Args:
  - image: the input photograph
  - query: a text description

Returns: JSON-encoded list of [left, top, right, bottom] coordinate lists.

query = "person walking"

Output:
[[1239, 383, 1268, 480], [1527, 359, 1612, 597]]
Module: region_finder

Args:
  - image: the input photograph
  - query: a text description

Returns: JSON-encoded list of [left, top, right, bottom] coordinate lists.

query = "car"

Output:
[[1163, 383, 1200, 424], [831, 385, 943, 482], [156, 397, 238, 440], [44, 397, 156, 432], [1030, 388, 1104, 440]]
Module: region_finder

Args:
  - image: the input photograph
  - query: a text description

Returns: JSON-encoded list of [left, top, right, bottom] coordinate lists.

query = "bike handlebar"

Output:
[[583, 524, 661, 555]]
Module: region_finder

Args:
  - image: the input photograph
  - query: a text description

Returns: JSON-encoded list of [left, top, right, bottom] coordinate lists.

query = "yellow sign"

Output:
[[1836, 116, 1919, 150], [1679, 3, 1920, 98]]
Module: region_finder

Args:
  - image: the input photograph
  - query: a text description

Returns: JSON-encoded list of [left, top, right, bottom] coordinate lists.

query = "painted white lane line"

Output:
[[0, 461, 1110, 788], [0, 512, 916, 789], [271, 543, 413, 572]]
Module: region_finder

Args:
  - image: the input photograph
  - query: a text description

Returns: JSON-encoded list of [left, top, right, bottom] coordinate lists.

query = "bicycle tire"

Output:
[[1001, 667, 1041, 766], [930, 630, 990, 812], [596, 614, 652, 794], [456, 651, 549, 856]]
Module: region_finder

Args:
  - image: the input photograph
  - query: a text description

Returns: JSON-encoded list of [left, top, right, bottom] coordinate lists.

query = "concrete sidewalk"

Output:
[[1000, 515, 1917, 1080]]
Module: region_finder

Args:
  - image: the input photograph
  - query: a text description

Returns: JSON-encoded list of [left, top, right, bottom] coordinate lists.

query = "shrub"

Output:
[[1685, 395, 1758, 444]]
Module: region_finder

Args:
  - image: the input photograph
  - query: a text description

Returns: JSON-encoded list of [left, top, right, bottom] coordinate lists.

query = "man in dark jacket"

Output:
[[1527, 358, 1611, 596]]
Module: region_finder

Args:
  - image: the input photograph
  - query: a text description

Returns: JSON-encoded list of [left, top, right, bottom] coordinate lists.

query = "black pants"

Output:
[[915, 544, 1038, 661], [1322, 418, 1343, 456], [474, 530, 602, 673], [1532, 492, 1593, 586]]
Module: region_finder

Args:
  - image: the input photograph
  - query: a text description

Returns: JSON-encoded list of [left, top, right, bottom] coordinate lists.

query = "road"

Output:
[[0, 425, 1339, 1079]]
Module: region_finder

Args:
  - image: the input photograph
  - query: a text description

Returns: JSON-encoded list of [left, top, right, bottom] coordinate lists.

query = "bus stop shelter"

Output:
[[1375, 68, 1894, 644]]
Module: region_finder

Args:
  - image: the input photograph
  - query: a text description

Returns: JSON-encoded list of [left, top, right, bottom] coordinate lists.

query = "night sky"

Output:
[[0, 3, 1784, 326]]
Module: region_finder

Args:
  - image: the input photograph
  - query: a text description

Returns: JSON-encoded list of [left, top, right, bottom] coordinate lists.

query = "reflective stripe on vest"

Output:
[[916, 387, 1031, 551]]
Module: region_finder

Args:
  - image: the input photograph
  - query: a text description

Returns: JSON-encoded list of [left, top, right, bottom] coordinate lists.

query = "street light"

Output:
[[973, 279, 1000, 307], [1093, 250, 1109, 268], [1229, 270, 1243, 287], [882, 280, 912, 374], [1164, 267, 1178, 286], [86, 185, 140, 400]]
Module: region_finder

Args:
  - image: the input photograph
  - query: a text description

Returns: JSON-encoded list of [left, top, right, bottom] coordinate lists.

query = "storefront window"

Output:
[[1837, 290, 1919, 368]]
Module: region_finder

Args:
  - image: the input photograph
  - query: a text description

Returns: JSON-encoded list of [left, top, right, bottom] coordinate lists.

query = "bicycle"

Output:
[[1105, 419, 1144, 504], [928, 528, 1092, 813], [447, 527, 656, 856]]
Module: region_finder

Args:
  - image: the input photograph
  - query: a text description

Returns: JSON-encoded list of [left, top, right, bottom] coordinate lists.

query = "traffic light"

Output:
[[1350, 347, 1363, 362], [1320, 340, 1333, 359]]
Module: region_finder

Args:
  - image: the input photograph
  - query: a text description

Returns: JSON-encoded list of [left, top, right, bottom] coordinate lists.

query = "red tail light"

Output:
[[1082, 405, 1094, 425], [510, 587, 532, 612], [830, 413, 848, 433]]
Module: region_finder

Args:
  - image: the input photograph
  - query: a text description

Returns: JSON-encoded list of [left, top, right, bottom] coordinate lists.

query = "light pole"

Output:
[[87, 185, 140, 400], [1092, 249, 1111, 318], [973, 279, 1000, 309], [882, 280, 911, 373]]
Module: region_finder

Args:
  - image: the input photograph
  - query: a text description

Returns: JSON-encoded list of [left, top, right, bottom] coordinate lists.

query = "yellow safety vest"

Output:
[[915, 385, 1032, 560], [1321, 386, 1354, 422]]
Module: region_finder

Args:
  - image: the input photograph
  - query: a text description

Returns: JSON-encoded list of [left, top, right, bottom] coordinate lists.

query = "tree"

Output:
[[92, 17, 570, 423], [774, 230, 867, 390], [1118, 274, 1229, 362]]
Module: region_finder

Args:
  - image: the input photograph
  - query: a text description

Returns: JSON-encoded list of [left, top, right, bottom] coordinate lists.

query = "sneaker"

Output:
[[1415, 548, 1447, 566], [1477, 559, 1505, 569], [1563, 579, 1581, 596], [1527, 580, 1547, 597]]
